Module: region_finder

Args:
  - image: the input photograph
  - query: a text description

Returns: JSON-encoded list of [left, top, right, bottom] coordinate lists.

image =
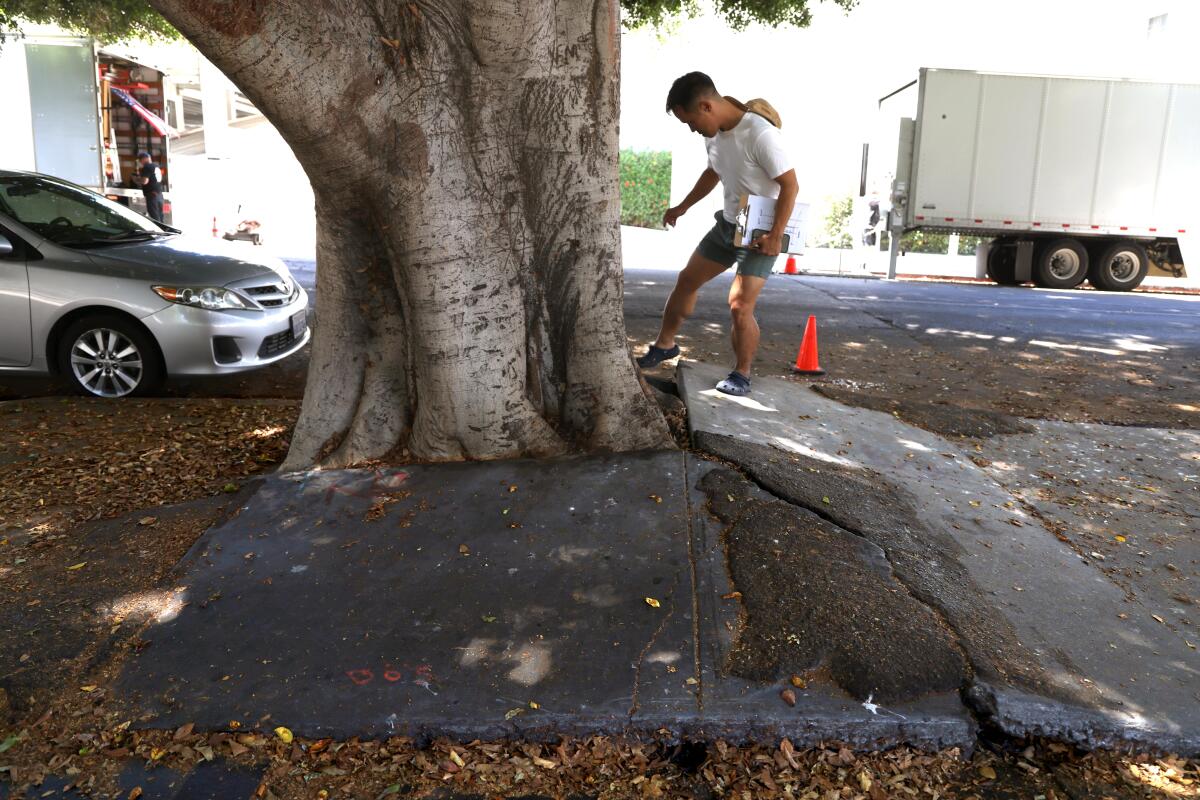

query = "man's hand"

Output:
[[662, 205, 686, 228], [751, 231, 783, 257]]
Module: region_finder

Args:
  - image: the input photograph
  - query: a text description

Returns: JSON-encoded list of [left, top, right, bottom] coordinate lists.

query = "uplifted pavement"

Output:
[[679, 360, 1200, 755], [115, 452, 971, 751]]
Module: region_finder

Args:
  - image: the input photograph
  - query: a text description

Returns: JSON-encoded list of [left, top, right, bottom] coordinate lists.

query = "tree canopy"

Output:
[[1, 0, 856, 42], [0, 1, 179, 42]]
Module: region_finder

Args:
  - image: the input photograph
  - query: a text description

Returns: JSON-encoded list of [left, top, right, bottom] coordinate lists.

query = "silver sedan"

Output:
[[0, 170, 309, 398]]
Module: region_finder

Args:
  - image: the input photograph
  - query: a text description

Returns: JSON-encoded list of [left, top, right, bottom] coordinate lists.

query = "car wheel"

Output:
[[1033, 238, 1088, 289], [1089, 240, 1149, 291], [58, 315, 164, 398], [986, 240, 1019, 285]]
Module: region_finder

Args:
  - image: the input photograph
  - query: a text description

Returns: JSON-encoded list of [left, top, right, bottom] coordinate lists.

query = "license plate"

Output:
[[290, 309, 307, 339]]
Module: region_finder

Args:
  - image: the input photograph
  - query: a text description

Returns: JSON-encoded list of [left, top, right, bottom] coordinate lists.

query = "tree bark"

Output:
[[152, 0, 672, 466]]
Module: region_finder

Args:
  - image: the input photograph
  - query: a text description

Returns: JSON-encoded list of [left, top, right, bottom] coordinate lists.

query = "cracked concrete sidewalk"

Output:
[[679, 360, 1200, 755], [107, 362, 1196, 755], [113, 450, 972, 751]]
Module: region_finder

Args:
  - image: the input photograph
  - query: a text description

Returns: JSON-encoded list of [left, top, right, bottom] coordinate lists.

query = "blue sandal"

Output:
[[636, 343, 680, 368], [716, 371, 751, 396]]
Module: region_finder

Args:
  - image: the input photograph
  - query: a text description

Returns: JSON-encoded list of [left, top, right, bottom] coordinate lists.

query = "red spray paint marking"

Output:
[[323, 470, 410, 505], [345, 662, 436, 688]]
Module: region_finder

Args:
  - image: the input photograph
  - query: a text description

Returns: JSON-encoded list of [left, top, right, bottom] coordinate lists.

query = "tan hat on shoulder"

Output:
[[724, 95, 782, 129]]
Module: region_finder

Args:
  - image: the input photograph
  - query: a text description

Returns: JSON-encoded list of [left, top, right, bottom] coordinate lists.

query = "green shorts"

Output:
[[695, 211, 778, 279]]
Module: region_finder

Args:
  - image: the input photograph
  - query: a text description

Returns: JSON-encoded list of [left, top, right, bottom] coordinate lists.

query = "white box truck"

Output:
[[878, 68, 1197, 291], [0, 33, 176, 221]]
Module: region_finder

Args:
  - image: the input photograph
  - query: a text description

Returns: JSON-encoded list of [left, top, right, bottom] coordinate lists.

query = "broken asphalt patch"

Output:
[[679, 360, 1200, 755]]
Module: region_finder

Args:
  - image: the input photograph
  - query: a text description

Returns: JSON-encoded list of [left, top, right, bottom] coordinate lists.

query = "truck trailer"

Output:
[[878, 68, 1197, 291], [0, 33, 176, 222]]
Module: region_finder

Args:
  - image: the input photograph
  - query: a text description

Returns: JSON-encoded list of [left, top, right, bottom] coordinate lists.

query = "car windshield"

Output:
[[0, 175, 168, 247]]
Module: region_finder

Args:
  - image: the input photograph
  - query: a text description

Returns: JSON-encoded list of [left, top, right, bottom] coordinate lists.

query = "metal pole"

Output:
[[887, 212, 900, 280]]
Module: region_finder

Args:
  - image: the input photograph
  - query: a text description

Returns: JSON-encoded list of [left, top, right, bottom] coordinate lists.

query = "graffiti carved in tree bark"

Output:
[[152, 0, 672, 466]]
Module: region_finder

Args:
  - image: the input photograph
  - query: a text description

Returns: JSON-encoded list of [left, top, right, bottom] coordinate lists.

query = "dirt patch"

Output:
[[693, 432, 1075, 704], [0, 396, 297, 719], [812, 385, 1034, 439], [700, 468, 967, 704], [0, 398, 298, 534], [0, 489, 258, 721]]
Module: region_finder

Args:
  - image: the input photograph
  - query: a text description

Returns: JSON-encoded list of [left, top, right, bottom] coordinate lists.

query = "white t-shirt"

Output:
[[705, 111, 792, 224]]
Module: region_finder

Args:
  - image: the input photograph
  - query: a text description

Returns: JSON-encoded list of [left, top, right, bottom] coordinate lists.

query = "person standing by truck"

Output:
[[135, 151, 164, 223], [636, 71, 798, 396]]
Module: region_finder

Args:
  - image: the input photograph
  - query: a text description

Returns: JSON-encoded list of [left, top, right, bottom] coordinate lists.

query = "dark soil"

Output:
[[693, 432, 1073, 703], [700, 468, 967, 703], [0, 489, 259, 722]]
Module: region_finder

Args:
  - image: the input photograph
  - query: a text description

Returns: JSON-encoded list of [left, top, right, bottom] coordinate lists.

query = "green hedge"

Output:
[[898, 231, 988, 255], [619, 149, 671, 229]]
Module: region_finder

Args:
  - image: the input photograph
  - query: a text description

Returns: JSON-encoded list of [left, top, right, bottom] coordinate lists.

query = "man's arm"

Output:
[[663, 167, 720, 227], [751, 169, 798, 256]]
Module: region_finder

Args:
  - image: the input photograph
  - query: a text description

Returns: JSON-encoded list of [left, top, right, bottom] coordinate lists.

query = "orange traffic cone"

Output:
[[784, 255, 798, 275], [792, 315, 825, 375]]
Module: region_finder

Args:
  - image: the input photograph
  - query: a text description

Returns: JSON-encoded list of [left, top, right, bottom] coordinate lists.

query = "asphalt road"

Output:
[[3, 262, 1198, 428], [625, 270, 1200, 429]]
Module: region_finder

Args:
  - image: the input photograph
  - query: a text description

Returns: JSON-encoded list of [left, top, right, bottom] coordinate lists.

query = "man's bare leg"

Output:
[[653, 251, 730, 349], [728, 274, 767, 375]]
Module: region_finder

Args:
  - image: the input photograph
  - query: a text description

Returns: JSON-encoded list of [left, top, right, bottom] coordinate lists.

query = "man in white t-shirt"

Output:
[[636, 72, 798, 396]]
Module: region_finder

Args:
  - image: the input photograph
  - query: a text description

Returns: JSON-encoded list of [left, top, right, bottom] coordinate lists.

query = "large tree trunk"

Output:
[[153, 0, 672, 466]]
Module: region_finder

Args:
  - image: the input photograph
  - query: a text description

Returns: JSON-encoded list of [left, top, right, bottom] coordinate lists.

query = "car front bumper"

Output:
[[142, 287, 311, 376]]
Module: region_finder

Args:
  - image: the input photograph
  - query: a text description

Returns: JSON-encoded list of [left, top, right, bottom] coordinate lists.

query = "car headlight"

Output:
[[153, 285, 254, 311]]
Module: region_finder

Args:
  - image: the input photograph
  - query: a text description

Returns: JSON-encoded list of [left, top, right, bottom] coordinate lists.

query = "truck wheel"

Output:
[[1033, 238, 1088, 289], [986, 241, 1019, 285], [1089, 240, 1149, 291]]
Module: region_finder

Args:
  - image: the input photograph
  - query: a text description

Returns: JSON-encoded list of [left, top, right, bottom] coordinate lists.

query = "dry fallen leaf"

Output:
[[648, 494, 662, 503], [138, 516, 157, 526], [978, 764, 997, 780], [1152, 614, 1165, 624], [458, 544, 470, 556], [273, 726, 293, 744], [790, 675, 807, 689], [644, 597, 661, 608], [449, 749, 465, 767], [780, 689, 797, 707], [67, 562, 87, 571], [504, 708, 525, 721]]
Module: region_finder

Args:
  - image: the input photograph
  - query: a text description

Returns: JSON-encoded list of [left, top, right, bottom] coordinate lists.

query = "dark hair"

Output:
[[666, 72, 718, 113]]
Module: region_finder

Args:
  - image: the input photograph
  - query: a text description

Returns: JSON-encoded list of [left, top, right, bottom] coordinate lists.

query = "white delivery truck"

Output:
[[0, 32, 176, 221], [876, 68, 1197, 290]]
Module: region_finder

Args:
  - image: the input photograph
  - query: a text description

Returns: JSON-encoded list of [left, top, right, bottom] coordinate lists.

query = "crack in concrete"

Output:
[[627, 574, 680, 719], [681, 453, 705, 712]]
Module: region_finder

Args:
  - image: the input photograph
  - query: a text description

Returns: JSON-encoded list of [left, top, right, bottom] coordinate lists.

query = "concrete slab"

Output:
[[112, 446, 975, 751], [972, 421, 1199, 638], [679, 360, 1200, 754], [116, 451, 699, 741]]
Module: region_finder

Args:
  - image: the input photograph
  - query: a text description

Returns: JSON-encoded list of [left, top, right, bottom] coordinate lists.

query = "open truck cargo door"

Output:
[[25, 39, 102, 190]]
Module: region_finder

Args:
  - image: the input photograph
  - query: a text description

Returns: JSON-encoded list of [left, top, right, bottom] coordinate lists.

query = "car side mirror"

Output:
[[0, 234, 13, 257]]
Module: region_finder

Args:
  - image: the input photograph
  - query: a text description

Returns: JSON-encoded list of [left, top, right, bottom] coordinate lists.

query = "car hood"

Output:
[[85, 235, 290, 286]]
